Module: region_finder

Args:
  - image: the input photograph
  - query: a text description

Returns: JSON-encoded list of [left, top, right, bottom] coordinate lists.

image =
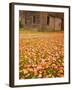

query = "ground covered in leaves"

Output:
[[19, 31, 64, 79]]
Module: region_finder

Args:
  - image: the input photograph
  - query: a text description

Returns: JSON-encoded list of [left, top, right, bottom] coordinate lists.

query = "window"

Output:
[[33, 15, 40, 24], [47, 16, 50, 25], [25, 16, 32, 25], [33, 16, 36, 24]]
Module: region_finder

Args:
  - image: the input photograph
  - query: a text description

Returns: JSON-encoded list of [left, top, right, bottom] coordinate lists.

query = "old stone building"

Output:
[[19, 11, 64, 31]]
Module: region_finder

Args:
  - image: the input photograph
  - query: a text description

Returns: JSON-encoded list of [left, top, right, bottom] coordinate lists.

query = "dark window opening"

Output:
[[61, 18, 64, 30], [33, 16, 36, 24], [33, 15, 40, 24], [47, 16, 50, 25]]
